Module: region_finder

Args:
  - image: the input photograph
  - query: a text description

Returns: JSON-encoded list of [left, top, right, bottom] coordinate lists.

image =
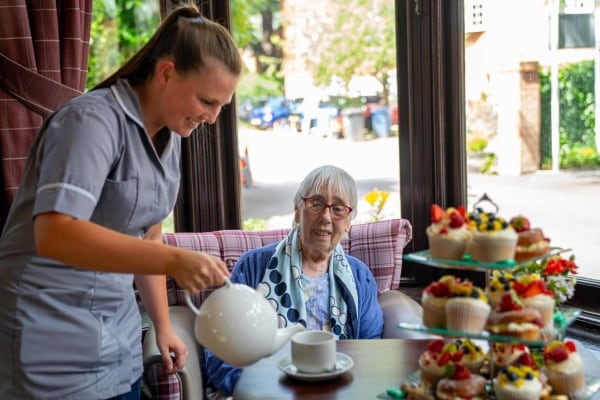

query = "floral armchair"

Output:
[[141, 218, 424, 400]]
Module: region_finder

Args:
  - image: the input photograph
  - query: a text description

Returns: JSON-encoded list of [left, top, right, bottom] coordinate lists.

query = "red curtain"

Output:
[[0, 0, 92, 229]]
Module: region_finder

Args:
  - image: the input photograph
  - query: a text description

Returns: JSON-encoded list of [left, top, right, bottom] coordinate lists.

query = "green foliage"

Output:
[[236, 72, 282, 102], [303, 0, 396, 97], [466, 132, 488, 154], [86, 0, 159, 90], [243, 218, 267, 231], [539, 61, 599, 169]]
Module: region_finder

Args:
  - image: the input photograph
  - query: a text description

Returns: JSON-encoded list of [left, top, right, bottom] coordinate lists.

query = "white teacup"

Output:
[[291, 330, 336, 374]]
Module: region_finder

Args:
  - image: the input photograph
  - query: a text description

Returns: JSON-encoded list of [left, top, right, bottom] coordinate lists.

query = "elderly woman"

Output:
[[204, 165, 384, 397]]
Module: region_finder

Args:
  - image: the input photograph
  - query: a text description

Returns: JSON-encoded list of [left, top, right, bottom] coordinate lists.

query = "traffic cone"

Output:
[[240, 146, 254, 188]]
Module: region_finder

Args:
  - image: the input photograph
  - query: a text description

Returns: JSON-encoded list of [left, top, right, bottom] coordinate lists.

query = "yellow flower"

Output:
[[364, 188, 390, 222]]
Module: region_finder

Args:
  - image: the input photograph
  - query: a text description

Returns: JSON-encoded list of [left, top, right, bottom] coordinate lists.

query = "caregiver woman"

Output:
[[0, 4, 239, 400]]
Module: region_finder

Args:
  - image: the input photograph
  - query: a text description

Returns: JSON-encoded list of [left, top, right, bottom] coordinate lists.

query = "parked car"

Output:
[[248, 97, 302, 131]]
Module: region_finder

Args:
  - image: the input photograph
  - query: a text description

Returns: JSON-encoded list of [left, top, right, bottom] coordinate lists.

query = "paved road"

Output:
[[239, 129, 600, 280]]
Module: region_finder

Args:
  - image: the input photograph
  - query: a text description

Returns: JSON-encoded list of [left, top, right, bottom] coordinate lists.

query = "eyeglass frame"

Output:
[[301, 196, 353, 219]]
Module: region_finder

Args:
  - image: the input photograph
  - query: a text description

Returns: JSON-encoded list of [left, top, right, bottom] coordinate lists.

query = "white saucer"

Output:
[[277, 352, 354, 382]]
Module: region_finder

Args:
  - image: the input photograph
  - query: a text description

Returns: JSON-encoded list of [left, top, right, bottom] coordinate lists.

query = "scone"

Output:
[[486, 291, 543, 340], [510, 215, 551, 262]]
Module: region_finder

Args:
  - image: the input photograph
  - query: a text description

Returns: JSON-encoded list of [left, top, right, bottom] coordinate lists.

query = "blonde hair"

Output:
[[93, 4, 241, 89]]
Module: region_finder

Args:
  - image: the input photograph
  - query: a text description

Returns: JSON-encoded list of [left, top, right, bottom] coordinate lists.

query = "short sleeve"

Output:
[[33, 99, 122, 221]]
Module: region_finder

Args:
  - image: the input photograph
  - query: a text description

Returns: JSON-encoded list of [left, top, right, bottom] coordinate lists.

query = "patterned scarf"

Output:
[[257, 227, 359, 339]]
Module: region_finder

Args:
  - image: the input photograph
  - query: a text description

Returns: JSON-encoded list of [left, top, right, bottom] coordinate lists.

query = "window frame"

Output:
[[394, 0, 598, 320]]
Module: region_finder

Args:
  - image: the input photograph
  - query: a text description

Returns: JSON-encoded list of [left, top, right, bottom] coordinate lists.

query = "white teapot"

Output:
[[185, 278, 305, 367]]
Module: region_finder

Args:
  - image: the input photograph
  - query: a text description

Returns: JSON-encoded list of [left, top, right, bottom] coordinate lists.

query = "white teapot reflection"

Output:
[[185, 278, 305, 367]]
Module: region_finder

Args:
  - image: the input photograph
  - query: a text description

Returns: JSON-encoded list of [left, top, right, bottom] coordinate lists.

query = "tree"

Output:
[[285, 0, 396, 101]]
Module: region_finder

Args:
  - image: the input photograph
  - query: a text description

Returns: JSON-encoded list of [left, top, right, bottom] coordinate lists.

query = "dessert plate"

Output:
[[277, 352, 354, 382]]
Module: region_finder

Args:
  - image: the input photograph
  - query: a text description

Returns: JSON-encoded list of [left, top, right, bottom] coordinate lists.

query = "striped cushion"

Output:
[[161, 218, 412, 307]]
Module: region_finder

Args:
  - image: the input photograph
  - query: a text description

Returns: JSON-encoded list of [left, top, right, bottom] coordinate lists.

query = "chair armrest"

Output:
[[143, 306, 205, 400], [378, 289, 439, 339]]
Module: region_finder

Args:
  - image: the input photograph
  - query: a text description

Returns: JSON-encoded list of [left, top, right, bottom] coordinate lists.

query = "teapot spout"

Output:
[[268, 324, 306, 356]]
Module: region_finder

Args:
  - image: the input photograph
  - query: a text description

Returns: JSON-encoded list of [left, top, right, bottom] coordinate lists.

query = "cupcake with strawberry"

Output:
[[427, 204, 473, 260], [444, 280, 491, 333], [418, 339, 465, 388], [486, 270, 516, 309], [452, 338, 486, 374], [543, 340, 586, 399], [512, 273, 556, 332], [486, 291, 544, 341], [435, 363, 487, 400], [467, 207, 518, 263], [421, 275, 460, 328], [490, 342, 531, 371]]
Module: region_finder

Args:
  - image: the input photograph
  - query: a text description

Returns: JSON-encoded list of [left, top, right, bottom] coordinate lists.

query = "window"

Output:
[[396, 0, 599, 321]]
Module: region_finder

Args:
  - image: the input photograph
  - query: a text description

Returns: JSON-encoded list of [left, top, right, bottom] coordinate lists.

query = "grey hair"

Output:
[[292, 165, 358, 224]]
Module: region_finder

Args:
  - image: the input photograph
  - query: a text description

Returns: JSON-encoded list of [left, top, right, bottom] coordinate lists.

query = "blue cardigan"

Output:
[[204, 242, 384, 395]]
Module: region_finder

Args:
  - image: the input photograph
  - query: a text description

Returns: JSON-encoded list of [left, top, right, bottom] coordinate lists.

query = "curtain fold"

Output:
[[0, 1, 92, 229]]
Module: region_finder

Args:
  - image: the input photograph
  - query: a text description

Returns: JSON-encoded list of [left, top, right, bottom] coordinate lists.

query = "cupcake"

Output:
[[485, 291, 543, 341], [543, 340, 586, 399], [452, 338, 486, 374], [490, 342, 530, 370], [512, 273, 556, 332], [435, 363, 487, 400], [445, 280, 491, 333], [418, 339, 463, 388], [427, 204, 473, 260], [467, 208, 518, 263], [421, 275, 460, 328], [493, 364, 544, 400], [510, 215, 551, 262], [486, 270, 516, 309]]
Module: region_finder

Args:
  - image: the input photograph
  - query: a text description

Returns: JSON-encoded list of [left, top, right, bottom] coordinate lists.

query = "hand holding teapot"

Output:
[[185, 278, 305, 366]]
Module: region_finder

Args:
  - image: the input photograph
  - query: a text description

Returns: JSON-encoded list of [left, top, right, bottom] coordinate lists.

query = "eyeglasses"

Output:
[[302, 197, 353, 219]]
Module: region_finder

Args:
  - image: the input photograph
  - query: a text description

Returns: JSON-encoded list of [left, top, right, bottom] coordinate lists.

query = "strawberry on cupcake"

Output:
[[418, 339, 465, 388], [426, 204, 473, 260], [421, 275, 460, 328], [543, 340, 586, 399], [512, 273, 556, 333]]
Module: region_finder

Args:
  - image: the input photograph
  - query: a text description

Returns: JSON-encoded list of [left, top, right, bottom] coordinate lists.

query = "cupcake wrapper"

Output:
[[469, 235, 517, 263], [545, 369, 586, 397], [445, 301, 490, 333], [427, 233, 469, 261], [422, 300, 447, 328]]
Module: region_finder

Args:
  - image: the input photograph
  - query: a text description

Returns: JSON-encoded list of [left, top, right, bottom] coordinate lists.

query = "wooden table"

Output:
[[233, 338, 432, 399]]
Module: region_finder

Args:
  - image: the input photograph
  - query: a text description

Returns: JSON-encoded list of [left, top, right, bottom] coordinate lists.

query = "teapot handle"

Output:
[[184, 277, 233, 315], [184, 290, 200, 315]]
